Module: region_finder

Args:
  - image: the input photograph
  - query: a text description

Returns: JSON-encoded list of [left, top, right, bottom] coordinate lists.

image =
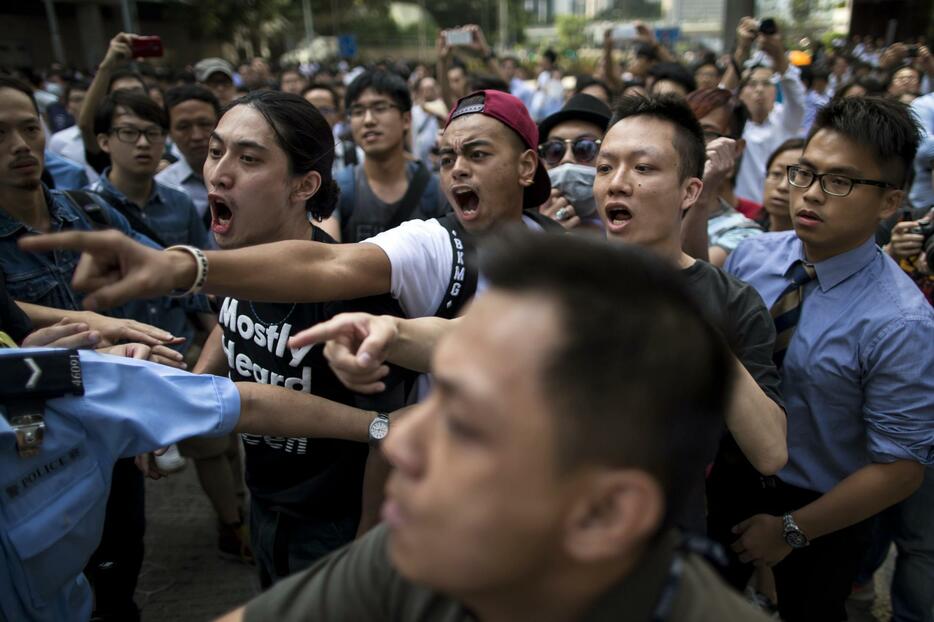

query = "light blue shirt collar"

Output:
[[783, 234, 880, 292]]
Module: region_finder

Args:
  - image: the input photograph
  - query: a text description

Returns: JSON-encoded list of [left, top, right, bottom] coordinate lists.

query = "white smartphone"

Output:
[[445, 29, 474, 46]]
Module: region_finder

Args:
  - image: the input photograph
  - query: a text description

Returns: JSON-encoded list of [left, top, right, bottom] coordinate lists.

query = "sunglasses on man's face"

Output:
[[538, 137, 602, 167]]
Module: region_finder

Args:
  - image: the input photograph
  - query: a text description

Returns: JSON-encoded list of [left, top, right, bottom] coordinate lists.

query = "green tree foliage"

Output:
[[556, 15, 589, 52]]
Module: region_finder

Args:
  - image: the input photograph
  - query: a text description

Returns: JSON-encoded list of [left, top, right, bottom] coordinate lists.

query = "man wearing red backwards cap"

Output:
[[22, 90, 558, 322]]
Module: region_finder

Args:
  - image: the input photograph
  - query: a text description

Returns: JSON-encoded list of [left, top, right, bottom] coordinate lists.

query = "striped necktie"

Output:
[[771, 260, 817, 368]]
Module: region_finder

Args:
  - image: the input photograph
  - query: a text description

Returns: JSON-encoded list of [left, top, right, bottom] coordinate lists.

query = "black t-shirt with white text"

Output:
[[220, 227, 412, 520]]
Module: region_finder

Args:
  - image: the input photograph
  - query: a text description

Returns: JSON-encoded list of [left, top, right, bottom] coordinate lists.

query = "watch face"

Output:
[[784, 529, 808, 548], [370, 418, 389, 440]]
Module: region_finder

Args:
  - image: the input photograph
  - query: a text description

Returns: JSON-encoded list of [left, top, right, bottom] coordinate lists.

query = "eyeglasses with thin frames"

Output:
[[110, 126, 166, 144], [348, 101, 401, 119], [786, 165, 896, 197]]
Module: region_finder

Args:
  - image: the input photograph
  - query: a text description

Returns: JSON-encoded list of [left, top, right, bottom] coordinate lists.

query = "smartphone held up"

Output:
[[130, 35, 163, 58]]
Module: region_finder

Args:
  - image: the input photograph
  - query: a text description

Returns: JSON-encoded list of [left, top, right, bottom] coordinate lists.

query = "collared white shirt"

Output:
[[47, 125, 99, 183]]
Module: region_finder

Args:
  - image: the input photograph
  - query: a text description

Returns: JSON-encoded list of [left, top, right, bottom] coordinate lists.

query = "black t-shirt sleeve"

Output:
[[244, 525, 395, 621], [0, 272, 32, 344], [725, 278, 785, 411]]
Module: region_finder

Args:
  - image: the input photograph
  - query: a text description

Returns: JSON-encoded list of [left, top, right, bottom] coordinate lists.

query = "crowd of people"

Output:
[[0, 13, 933, 622]]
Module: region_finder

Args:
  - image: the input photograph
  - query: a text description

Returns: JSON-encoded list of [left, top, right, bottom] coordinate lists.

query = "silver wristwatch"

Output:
[[781, 512, 810, 549], [368, 413, 390, 448]]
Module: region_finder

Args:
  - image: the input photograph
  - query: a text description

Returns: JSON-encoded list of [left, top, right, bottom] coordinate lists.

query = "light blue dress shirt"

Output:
[[0, 349, 240, 622], [725, 231, 934, 493]]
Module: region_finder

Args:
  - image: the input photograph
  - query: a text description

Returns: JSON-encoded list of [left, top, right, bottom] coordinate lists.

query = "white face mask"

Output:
[[547, 163, 597, 218]]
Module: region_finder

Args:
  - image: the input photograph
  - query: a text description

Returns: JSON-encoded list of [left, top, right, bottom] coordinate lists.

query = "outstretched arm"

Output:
[[289, 313, 459, 393], [234, 382, 375, 441], [19, 229, 392, 311]]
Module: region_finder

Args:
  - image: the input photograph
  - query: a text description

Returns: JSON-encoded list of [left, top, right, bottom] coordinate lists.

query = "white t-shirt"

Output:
[[363, 214, 545, 319]]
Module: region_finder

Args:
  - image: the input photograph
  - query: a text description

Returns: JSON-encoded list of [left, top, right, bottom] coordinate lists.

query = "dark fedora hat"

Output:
[[537, 93, 612, 143]]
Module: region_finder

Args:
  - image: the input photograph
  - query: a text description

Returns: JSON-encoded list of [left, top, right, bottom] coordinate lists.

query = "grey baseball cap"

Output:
[[194, 58, 234, 83]]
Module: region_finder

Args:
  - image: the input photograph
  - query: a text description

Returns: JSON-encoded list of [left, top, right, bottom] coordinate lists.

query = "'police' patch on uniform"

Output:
[[3, 445, 84, 500]]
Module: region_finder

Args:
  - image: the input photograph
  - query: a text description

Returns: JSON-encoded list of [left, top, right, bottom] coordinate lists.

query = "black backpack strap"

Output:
[[434, 214, 479, 319], [89, 187, 169, 248], [386, 161, 432, 231], [63, 190, 114, 230]]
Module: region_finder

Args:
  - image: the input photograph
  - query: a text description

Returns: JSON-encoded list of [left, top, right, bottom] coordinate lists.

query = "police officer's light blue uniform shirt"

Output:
[[0, 349, 240, 622], [725, 231, 934, 493]]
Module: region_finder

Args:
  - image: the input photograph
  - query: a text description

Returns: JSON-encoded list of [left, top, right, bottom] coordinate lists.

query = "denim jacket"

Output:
[[0, 185, 209, 350]]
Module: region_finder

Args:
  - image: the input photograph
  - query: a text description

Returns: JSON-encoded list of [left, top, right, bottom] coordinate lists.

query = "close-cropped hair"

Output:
[[107, 68, 147, 93], [344, 70, 412, 112], [649, 62, 697, 94], [806, 96, 922, 188], [94, 90, 168, 135], [609, 94, 706, 180], [164, 85, 221, 116], [302, 82, 340, 110], [481, 231, 733, 528], [0, 75, 38, 114]]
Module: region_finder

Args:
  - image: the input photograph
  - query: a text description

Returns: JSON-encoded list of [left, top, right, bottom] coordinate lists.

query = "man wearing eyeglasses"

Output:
[[86, 90, 214, 348], [723, 96, 934, 622], [536, 93, 611, 230], [334, 70, 448, 243]]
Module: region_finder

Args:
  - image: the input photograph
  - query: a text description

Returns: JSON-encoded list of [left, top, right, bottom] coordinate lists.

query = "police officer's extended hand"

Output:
[[19, 230, 190, 311], [289, 312, 398, 394]]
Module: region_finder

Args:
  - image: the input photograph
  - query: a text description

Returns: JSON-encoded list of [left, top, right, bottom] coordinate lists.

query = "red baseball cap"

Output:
[[444, 90, 551, 209]]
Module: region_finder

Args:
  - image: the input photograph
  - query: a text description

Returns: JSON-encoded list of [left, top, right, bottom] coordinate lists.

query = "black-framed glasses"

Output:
[[538, 137, 602, 167], [111, 126, 166, 144], [786, 165, 896, 197], [348, 101, 400, 119]]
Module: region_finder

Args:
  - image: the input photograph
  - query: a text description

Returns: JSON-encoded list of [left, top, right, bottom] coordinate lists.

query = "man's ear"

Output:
[[879, 188, 904, 220], [97, 133, 111, 155], [680, 177, 704, 215], [562, 469, 664, 563], [518, 149, 537, 187], [292, 170, 322, 207], [734, 138, 747, 158], [402, 110, 412, 133]]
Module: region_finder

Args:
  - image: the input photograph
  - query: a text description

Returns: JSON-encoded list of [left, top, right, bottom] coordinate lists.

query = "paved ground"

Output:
[[136, 462, 897, 621], [136, 465, 258, 621]]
